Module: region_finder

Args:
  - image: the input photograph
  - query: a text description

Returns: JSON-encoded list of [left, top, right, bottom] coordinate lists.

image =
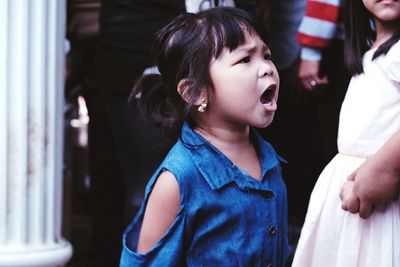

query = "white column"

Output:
[[0, 0, 73, 266]]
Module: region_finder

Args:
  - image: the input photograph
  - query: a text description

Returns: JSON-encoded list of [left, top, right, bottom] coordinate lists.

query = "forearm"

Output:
[[373, 130, 400, 179], [341, 130, 400, 218]]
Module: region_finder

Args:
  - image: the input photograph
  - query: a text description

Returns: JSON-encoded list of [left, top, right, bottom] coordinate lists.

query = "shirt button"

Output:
[[268, 226, 276, 236], [264, 191, 273, 198]]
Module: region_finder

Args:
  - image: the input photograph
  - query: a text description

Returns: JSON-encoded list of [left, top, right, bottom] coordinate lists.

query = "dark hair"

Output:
[[344, 0, 400, 75], [130, 7, 266, 141]]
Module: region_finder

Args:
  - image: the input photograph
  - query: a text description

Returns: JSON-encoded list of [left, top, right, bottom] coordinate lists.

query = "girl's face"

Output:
[[207, 32, 279, 129], [362, 0, 400, 22]]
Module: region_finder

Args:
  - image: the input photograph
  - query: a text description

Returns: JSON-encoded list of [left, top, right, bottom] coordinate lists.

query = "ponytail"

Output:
[[129, 74, 187, 141]]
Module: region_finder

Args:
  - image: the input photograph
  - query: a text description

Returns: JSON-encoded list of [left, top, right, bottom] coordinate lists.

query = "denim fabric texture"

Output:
[[120, 123, 290, 267]]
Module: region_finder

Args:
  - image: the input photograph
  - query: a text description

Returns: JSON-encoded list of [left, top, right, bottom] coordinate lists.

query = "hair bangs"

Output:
[[199, 8, 258, 59], [211, 20, 250, 58]]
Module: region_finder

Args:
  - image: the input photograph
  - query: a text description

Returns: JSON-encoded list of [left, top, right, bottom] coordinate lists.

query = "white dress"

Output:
[[291, 41, 400, 267]]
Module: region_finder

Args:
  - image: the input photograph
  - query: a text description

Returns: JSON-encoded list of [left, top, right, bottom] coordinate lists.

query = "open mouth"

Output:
[[260, 84, 276, 104]]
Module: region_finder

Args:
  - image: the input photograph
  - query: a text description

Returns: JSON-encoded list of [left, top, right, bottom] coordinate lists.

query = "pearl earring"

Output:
[[197, 102, 207, 113]]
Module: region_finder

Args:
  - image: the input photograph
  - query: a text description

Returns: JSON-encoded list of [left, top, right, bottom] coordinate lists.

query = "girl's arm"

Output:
[[137, 171, 180, 253], [340, 130, 400, 218]]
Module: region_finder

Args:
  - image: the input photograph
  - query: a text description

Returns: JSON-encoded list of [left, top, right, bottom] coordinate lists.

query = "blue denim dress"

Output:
[[120, 123, 290, 266]]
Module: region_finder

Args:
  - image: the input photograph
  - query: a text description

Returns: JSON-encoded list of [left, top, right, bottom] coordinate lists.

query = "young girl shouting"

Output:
[[119, 7, 290, 267]]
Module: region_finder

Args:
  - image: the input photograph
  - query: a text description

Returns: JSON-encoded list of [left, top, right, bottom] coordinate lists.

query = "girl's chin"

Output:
[[254, 117, 275, 129]]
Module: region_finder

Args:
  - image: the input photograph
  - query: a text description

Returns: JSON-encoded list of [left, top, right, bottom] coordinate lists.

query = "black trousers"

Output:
[[83, 85, 170, 267]]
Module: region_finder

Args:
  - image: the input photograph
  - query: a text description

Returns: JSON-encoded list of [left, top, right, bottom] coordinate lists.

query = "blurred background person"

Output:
[[297, 0, 350, 167], [67, 1, 186, 266], [82, 1, 186, 266]]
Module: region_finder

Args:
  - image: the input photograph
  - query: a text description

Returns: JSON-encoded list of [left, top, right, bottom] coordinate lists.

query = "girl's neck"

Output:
[[194, 124, 251, 150], [372, 19, 399, 48], [194, 124, 262, 181]]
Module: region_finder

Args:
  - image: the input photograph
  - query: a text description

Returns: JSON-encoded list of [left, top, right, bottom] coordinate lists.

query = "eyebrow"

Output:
[[237, 44, 269, 53]]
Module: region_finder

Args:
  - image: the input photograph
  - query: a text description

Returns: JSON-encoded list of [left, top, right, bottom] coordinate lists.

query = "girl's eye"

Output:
[[264, 54, 272, 60], [239, 56, 251, 64]]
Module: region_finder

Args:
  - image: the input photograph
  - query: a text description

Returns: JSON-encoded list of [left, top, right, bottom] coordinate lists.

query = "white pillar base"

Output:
[[0, 240, 72, 267]]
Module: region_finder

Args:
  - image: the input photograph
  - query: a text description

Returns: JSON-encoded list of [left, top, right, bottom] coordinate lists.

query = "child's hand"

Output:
[[297, 60, 329, 91], [340, 155, 400, 219], [340, 180, 359, 213]]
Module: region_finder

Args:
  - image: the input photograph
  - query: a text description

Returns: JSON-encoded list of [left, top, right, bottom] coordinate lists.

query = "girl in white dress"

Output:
[[292, 0, 400, 266]]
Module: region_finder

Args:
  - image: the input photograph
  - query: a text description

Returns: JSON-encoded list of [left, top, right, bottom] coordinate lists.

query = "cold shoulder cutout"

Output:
[[136, 170, 180, 254]]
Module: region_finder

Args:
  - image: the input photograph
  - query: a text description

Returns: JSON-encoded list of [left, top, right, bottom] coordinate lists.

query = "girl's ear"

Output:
[[177, 79, 207, 105]]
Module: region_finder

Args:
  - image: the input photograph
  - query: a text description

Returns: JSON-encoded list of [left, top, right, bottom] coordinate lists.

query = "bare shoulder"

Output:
[[137, 170, 181, 253], [149, 170, 180, 207]]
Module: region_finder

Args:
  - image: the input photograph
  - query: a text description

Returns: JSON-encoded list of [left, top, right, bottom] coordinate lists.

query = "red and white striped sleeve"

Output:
[[297, 0, 341, 61]]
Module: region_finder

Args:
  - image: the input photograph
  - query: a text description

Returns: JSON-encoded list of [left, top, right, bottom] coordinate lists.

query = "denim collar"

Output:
[[180, 123, 282, 191]]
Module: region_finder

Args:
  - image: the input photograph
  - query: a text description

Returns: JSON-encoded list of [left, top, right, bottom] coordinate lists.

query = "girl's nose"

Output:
[[258, 61, 274, 77]]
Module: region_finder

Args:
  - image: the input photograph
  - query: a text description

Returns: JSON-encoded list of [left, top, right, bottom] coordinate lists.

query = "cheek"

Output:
[[275, 72, 280, 88], [362, 0, 369, 8], [362, 0, 373, 13], [212, 73, 243, 95]]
